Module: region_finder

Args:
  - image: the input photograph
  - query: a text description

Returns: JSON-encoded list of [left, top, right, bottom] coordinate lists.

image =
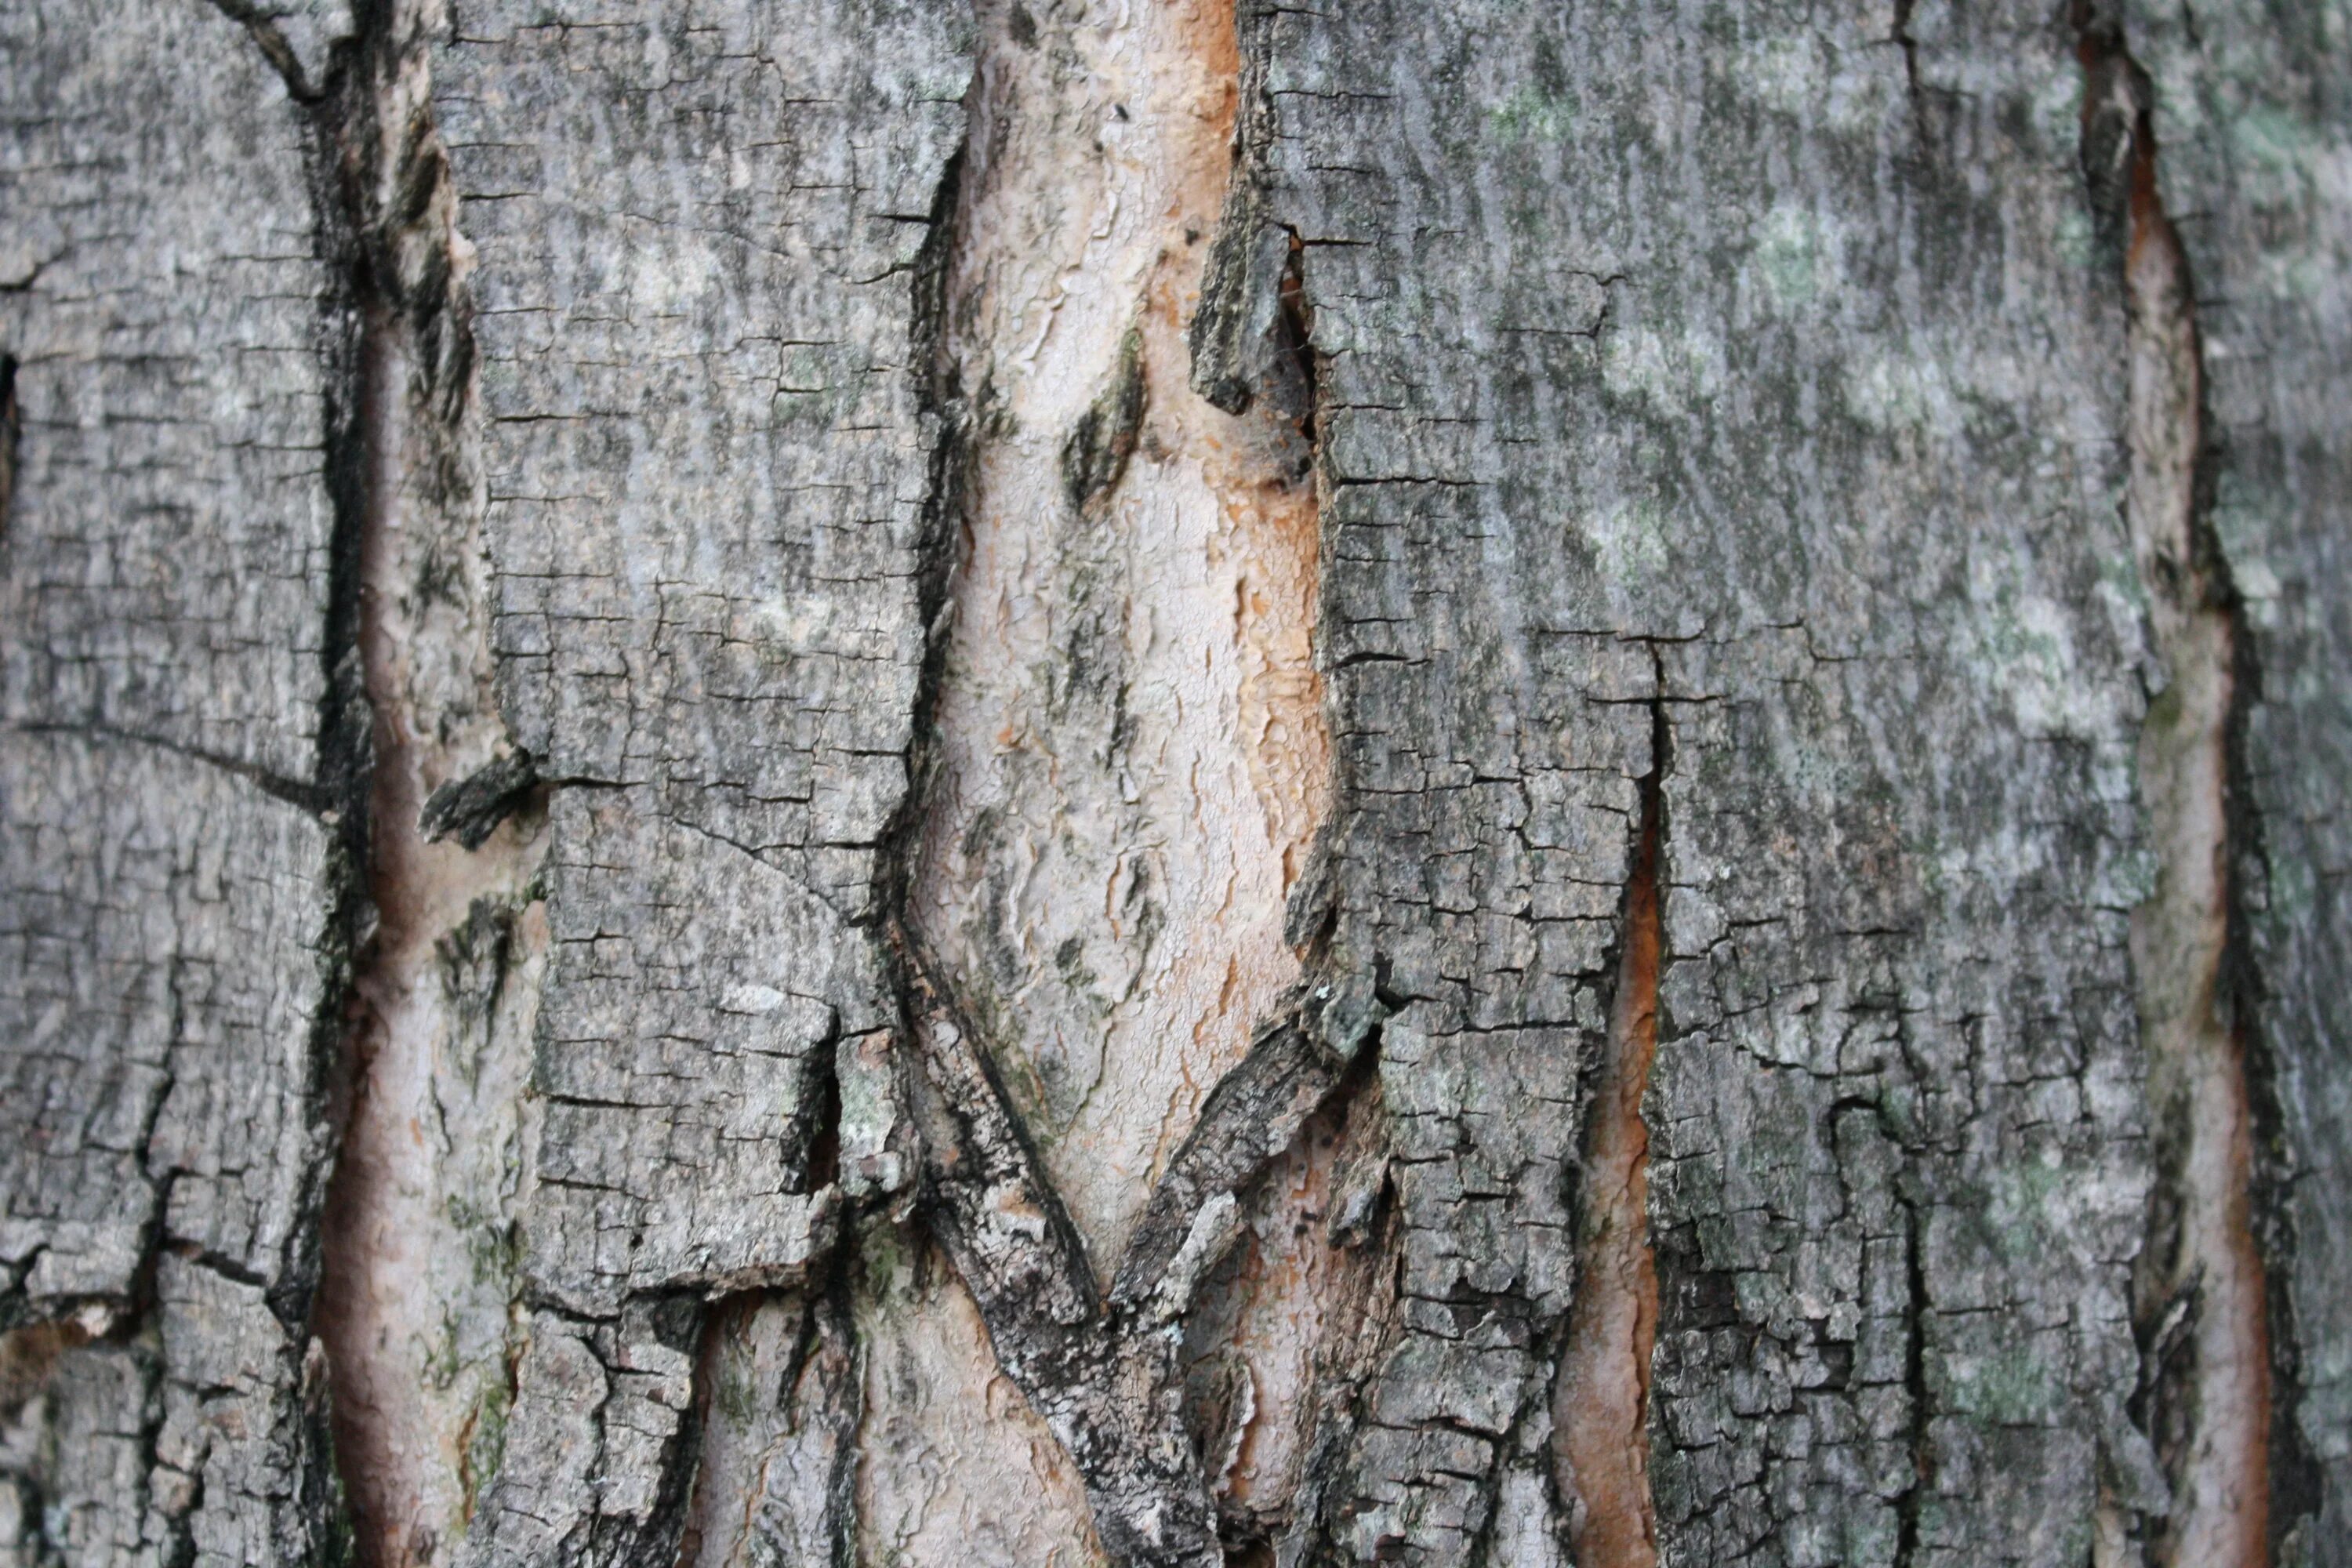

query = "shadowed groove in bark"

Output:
[[302, 9, 557, 1563], [1181, 1010, 1388, 1559], [1552, 660, 1665, 1568], [1889, 0, 1920, 107], [1896, 1185, 1928, 1568], [197, 6, 390, 1558], [205, 0, 332, 101], [2074, 8, 2285, 1563], [0, 354, 16, 545]]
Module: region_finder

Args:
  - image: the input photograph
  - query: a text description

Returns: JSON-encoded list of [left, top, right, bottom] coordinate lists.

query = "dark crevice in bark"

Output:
[[8, 720, 331, 814], [1554, 653, 1666, 1568], [1890, 0, 1921, 106], [799, 1022, 846, 1196], [1896, 1186, 1929, 1568], [672, 1291, 759, 1568], [118, 20, 390, 1564], [671, 1259, 869, 1568], [2072, 6, 2308, 1561], [1274, 234, 1316, 451], [871, 137, 972, 915], [810, 1263, 866, 1568], [205, 0, 332, 102], [299, 8, 535, 1563], [291, 0, 384, 1337], [587, 1295, 717, 1568], [0, 354, 16, 546]]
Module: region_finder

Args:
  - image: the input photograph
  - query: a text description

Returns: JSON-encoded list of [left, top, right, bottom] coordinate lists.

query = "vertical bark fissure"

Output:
[[1553, 662, 1667, 1568], [1185, 1023, 1386, 1559], [1896, 1185, 1928, 1568], [2075, 9, 2273, 1564], [867, 1, 1353, 1559], [907, 0, 1331, 1274], [0, 354, 17, 546], [186, 14, 397, 1560], [1889, 0, 1922, 106], [303, 10, 554, 1563]]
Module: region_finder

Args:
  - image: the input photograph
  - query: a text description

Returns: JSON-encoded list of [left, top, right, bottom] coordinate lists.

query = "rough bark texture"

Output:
[[3, 3, 2347, 1568]]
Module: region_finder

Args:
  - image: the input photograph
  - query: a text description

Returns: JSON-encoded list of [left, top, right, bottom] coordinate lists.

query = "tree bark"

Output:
[[2, 3, 2346, 1567]]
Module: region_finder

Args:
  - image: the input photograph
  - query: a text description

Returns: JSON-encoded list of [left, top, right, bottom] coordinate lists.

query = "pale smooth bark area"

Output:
[[3, 3, 2348, 1568]]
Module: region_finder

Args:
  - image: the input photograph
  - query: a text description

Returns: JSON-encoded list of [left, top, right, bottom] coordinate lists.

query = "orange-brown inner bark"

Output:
[[1554, 745, 1664, 1568]]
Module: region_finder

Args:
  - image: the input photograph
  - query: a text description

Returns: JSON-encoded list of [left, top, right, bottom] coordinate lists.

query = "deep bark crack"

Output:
[[0, 354, 16, 546], [1553, 656, 1667, 1568]]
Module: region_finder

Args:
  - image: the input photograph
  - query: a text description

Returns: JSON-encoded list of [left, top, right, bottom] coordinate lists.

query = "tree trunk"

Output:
[[2, 2, 2346, 1566]]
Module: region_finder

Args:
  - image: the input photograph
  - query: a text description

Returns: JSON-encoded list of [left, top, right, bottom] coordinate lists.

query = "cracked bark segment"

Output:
[[424, 6, 969, 1559], [0, 0, 350, 1312], [433, 0, 970, 915], [150, 1258, 347, 1568], [1245, 1, 2158, 1561], [0, 741, 345, 1568], [520, 791, 864, 1317], [0, 9, 355, 1559], [677, 1290, 860, 1568], [5, 1258, 347, 1568], [0, 0, 342, 786], [1, 733, 339, 1312], [453, 1302, 706, 1568], [427, 0, 969, 1312], [2, 1327, 157, 1568], [1648, 630, 2147, 1568], [2118, 4, 2352, 1556]]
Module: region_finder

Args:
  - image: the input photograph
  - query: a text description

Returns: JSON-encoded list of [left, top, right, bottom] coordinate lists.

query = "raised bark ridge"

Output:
[[420, 4, 970, 1563]]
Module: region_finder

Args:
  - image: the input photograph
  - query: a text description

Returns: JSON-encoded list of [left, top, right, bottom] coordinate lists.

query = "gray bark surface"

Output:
[[1, 3, 2344, 1568], [2, 5, 354, 1563]]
